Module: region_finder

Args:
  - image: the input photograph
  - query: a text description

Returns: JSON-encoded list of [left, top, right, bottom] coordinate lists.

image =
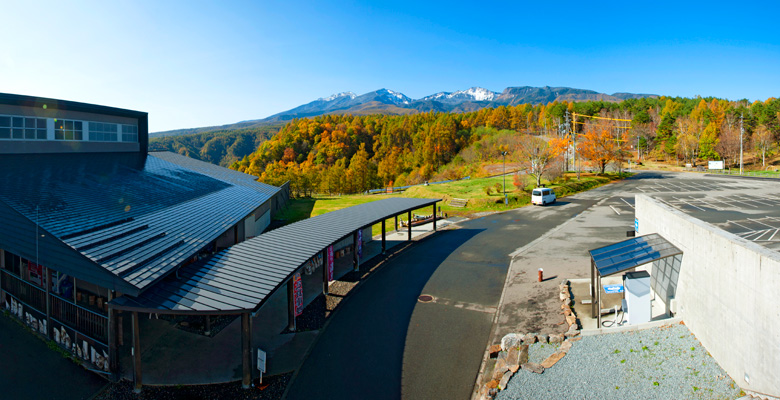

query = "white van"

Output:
[[531, 187, 556, 206]]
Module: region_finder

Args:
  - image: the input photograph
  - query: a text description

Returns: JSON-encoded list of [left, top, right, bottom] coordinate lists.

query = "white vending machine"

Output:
[[623, 271, 651, 325]]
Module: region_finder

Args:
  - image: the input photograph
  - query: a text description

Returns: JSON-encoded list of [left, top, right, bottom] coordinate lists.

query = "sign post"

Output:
[[257, 348, 267, 384]]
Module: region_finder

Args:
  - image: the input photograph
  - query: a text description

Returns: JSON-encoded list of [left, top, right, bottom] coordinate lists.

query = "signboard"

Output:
[[708, 160, 724, 170], [603, 285, 624, 294], [634, 218, 639, 233], [327, 246, 334, 282], [257, 348, 267, 372], [357, 229, 362, 259], [293, 272, 303, 317], [27, 261, 43, 287]]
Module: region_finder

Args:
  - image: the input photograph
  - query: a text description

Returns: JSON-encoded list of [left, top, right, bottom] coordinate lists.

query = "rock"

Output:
[[561, 278, 569, 286], [559, 292, 568, 301], [497, 350, 508, 362], [549, 333, 564, 343], [521, 362, 545, 374], [565, 324, 580, 337], [489, 388, 498, 396], [486, 379, 499, 389], [488, 344, 502, 358], [501, 333, 523, 351], [559, 340, 573, 353], [540, 351, 566, 368], [565, 315, 577, 326], [492, 359, 509, 380], [518, 345, 529, 365], [522, 333, 537, 345], [563, 308, 572, 316], [509, 364, 519, 374], [536, 334, 548, 344], [499, 371, 512, 389], [506, 346, 519, 366]]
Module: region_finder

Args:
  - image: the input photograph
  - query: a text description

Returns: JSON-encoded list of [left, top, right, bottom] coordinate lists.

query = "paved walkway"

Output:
[[0, 314, 107, 400], [119, 219, 454, 385]]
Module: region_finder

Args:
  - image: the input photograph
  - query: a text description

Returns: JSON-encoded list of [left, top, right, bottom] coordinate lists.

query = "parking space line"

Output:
[[620, 198, 635, 208], [769, 229, 779, 241], [673, 196, 706, 211], [747, 218, 778, 228], [728, 220, 752, 230], [609, 205, 621, 215]]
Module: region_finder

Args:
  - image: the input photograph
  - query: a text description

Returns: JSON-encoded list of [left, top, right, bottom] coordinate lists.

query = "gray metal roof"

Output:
[[0, 151, 279, 293], [110, 197, 440, 314], [589, 233, 682, 277]]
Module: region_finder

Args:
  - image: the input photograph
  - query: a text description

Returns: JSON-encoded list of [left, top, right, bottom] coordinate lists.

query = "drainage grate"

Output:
[[418, 294, 435, 303]]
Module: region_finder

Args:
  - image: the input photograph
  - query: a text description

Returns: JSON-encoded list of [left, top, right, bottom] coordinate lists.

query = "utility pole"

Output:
[[564, 110, 571, 172], [572, 112, 579, 180], [739, 113, 744, 175], [502, 151, 508, 205]]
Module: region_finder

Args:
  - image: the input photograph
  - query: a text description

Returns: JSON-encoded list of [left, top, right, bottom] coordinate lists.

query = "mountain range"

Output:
[[151, 86, 657, 137]]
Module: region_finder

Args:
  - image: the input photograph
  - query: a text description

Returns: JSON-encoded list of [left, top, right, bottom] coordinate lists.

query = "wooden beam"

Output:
[[287, 279, 296, 331], [407, 211, 412, 241], [381, 220, 386, 254], [132, 311, 142, 393], [241, 312, 252, 389]]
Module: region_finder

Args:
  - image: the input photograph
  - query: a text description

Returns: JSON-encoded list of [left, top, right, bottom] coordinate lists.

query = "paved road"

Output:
[[286, 196, 599, 400], [0, 314, 107, 400]]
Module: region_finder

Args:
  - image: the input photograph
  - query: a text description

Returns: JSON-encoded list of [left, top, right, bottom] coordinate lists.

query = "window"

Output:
[[0, 115, 46, 140], [54, 119, 83, 141], [88, 122, 118, 142], [121, 124, 138, 142]]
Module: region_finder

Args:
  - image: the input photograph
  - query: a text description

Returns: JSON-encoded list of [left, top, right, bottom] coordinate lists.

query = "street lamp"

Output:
[[502, 151, 508, 205]]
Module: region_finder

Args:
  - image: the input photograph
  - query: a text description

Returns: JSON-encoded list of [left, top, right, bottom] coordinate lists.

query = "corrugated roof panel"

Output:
[[111, 197, 440, 313], [589, 233, 682, 277]]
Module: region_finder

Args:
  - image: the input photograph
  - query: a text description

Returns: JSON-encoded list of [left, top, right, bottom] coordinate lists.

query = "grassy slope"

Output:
[[273, 172, 629, 237]]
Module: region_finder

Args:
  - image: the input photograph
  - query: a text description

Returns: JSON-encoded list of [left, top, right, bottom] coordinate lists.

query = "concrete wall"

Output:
[[636, 194, 780, 396]]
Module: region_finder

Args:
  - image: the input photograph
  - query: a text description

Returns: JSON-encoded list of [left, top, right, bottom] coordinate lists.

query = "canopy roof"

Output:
[[110, 197, 440, 315], [589, 233, 682, 277]]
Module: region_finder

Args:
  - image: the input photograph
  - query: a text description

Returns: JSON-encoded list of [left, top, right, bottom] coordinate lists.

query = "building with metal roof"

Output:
[[0, 93, 283, 383]]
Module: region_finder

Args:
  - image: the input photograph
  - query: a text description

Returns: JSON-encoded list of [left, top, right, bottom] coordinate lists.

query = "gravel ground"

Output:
[[498, 323, 743, 400], [93, 373, 291, 400], [527, 342, 561, 364]]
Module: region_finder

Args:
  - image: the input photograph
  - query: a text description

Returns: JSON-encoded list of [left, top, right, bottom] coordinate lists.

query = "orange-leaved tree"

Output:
[[578, 120, 623, 173]]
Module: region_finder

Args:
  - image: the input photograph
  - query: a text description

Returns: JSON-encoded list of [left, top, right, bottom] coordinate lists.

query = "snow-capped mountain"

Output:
[[421, 87, 498, 103], [318, 92, 357, 102], [251, 86, 657, 124]]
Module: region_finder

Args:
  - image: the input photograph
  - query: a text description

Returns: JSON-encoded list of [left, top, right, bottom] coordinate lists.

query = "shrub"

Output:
[[484, 185, 492, 195]]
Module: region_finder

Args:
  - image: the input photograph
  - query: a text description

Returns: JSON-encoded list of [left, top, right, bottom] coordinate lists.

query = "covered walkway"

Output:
[[109, 198, 440, 390]]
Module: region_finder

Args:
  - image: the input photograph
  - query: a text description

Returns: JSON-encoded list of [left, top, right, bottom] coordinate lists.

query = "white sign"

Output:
[[257, 348, 267, 372], [708, 160, 724, 170]]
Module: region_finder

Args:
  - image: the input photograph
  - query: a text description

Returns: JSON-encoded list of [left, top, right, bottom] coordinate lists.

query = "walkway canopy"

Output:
[[110, 197, 440, 315], [588, 233, 682, 321]]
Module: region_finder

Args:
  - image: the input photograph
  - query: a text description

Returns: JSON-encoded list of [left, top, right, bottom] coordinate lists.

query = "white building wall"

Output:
[[636, 194, 780, 396]]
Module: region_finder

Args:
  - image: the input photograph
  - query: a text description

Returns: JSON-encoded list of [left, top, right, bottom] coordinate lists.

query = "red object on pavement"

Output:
[[538, 268, 543, 282]]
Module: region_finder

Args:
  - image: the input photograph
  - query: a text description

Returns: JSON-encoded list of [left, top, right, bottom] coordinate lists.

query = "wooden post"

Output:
[[352, 231, 359, 272], [381, 220, 386, 254], [286, 280, 296, 331], [394, 215, 398, 232], [108, 293, 119, 381], [45, 267, 51, 338], [407, 211, 412, 241], [433, 204, 437, 231], [132, 311, 142, 393], [322, 249, 329, 295], [241, 312, 252, 389]]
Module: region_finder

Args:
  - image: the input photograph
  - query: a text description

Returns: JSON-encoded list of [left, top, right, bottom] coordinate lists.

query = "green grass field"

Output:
[[272, 172, 631, 237]]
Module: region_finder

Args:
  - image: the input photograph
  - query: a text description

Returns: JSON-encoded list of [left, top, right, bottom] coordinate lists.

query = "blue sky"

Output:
[[1, 1, 778, 132]]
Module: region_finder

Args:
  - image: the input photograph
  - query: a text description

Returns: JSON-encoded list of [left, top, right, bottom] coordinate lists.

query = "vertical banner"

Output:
[[327, 246, 334, 282], [293, 272, 303, 316], [357, 229, 363, 259]]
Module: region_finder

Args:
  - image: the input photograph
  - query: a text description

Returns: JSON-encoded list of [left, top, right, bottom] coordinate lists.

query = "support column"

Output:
[[0, 249, 5, 305], [352, 231, 359, 272], [286, 279, 296, 331], [591, 260, 596, 318], [381, 220, 386, 254], [433, 204, 437, 231], [241, 312, 252, 389], [108, 293, 119, 381], [45, 267, 51, 338], [407, 211, 412, 241], [132, 311, 142, 393], [395, 215, 398, 232], [322, 249, 329, 295]]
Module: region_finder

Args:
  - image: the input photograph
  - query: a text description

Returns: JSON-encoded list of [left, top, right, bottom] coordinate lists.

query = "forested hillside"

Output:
[[229, 96, 780, 197], [149, 126, 280, 166]]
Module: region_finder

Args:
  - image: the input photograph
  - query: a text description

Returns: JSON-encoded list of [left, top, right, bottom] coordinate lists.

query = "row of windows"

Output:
[[0, 114, 138, 142], [0, 115, 47, 140]]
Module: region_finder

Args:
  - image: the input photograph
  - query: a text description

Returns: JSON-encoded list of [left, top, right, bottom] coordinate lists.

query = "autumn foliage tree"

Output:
[[578, 120, 622, 173], [517, 135, 563, 187]]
